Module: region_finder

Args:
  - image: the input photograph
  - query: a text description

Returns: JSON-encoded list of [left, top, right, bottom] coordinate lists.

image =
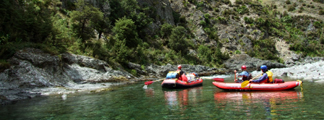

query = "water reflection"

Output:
[[214, 90, 303, 102], [144, 88, 154, 97], [214, 90, 304, 118], [162, 87, 203, 107]]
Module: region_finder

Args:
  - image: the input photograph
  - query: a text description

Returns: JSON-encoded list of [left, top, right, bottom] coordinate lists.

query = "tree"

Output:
[[160, 23, 173, 39], [168, 26, 190, 53], [70, 0, 103, 42], [110, 17, 140, 48], [0, 0, 53, 43]]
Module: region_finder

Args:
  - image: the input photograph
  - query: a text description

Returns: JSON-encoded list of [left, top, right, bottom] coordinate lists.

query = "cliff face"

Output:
[[137, 0, 175, 25], [136, 0, 175, 35]]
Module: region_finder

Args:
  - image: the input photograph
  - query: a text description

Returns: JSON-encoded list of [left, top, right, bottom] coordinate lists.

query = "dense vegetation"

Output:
[[1, 0, 324, 74]]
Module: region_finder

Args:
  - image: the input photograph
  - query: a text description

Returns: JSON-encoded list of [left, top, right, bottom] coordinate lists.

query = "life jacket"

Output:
[[242, 73, 252, 81], [266, 71, 273, 83], [176, 69, 184, 80]]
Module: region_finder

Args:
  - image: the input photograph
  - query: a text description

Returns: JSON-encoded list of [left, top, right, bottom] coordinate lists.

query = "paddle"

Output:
[[297, 80, 303, 91], [143, 79, 165, 89], [241, 74, 262, 88], [241, 80, 250, 88]]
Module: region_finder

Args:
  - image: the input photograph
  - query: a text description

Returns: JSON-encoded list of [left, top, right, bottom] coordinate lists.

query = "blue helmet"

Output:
[[260, 65, 267, 71]]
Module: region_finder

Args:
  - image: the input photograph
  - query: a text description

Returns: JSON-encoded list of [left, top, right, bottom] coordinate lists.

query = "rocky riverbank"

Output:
[[226, 54, 324, 83], [0, 48, 227, 105], [0, 48, 323, 105]]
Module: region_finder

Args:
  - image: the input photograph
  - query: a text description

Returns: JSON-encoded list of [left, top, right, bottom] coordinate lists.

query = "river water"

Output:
[[1, 75, 324, 120]]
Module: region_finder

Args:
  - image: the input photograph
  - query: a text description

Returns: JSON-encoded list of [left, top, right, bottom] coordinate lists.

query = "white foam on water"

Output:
[[200, 74, 232, 79]]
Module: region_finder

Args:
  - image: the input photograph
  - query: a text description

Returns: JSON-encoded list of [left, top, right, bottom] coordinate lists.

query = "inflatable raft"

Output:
[[161, 71, 203, 88], [161, 78, 203, 88], [213, 81, 302, 91]]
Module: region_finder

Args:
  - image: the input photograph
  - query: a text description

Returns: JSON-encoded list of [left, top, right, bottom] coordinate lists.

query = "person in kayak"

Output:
[[234, 65, 252, 83], [249, 65, 273, 83]]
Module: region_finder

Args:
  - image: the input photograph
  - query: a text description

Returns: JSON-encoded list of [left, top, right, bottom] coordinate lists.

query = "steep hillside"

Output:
[[1, 0, 324, 72], [165, 0, 324, 63]]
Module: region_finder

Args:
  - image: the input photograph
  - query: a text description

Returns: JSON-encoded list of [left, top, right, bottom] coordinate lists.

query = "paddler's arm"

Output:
[[249, 73, 267, 83], [234, 70, 237, 81]]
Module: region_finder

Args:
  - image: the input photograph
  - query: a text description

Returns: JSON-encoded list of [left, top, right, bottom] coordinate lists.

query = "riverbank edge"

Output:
[[1, 48, 324, 105]]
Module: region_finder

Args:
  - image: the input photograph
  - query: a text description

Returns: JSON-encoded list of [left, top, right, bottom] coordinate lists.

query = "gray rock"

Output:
[[224, 54, 286, 72]]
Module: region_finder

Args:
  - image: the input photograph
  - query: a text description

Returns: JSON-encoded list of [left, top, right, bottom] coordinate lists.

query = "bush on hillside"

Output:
[[286, 0, 291, 4], [197, 45, 229, 67], [168, 26, 191, 54], [288, 5, 295, 11], [236, 5, 249, 14], [319, 10, 324, 15], [235, 0, 243, 4], [313, 0, 324, 3], [160, 23, 173, 39], [244, 17, 254, 24], [222, 0, 230, 4], [110, 17, 141, 48], [247, 38, 280, 61], [188, 0, 197, 4]]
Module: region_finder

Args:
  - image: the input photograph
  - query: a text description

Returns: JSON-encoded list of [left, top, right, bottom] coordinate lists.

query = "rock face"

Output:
[[135, 63, 228, 78], [224, 54, 286, 72], [0, 48, 228, 105], [0, 48, 133, 105]]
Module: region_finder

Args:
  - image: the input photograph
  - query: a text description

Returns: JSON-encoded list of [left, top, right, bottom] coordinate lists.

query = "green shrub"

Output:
[[197, 45, 229, 66], [160, 23, 173, 39], [288, 5, 295, 11], [313, 21, 322, 28], [286, 0, 291, 4], [132, 69, 138, 75], [222, 0, 230, 4], [319, 10, 324, 15], [188, 0, 197, 4], [235, 50, 241, 54], [168, 26, 191, 54], [111, 17, 140, 48], [235, 0, 243, 4], [200, 20, 207, 26], [236, 5, 249, 14], [247, 38, 280, 61], [0, 60, 10, 72], [244, 17, 254, 24]]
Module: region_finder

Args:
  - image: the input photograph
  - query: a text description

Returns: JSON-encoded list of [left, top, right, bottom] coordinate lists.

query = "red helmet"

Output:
[[241, 65, 247, 70], [178, 65, 182, 69]]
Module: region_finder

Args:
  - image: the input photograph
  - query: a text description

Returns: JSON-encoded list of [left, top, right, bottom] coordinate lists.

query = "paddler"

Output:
[[249, 65, 273, 83]]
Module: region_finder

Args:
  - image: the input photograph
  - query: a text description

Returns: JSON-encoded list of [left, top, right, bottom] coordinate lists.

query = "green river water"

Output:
[[1, 76, 324, 120]]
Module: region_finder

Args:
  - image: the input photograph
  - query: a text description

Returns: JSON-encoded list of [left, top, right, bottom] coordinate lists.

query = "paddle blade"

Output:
[[143, 85, 148, 89], [213, 78, 224, 82], [144, 81, 154, 85], [241, 81, 250, 88]]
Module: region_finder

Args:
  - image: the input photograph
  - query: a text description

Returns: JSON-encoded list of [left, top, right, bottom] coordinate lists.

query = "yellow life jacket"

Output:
[[266, 71, 273, 83]]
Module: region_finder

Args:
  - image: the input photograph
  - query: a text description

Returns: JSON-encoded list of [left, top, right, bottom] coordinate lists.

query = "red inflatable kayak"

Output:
[[213, 81, 302, 91], [161, 78, 203, 88]]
